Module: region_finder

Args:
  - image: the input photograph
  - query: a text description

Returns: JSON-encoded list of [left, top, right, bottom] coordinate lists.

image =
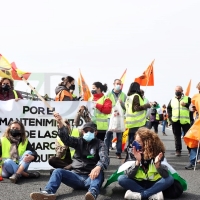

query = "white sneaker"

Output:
[[124, 190, 141, 200], [148, 191, 164, 200]]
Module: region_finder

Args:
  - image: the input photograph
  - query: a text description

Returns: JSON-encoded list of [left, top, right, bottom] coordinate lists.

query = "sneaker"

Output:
[[9, 173, 21, 184], [85, 190, 97, 200], [148, 191, 164, 200], [124, 190, 141, 200], [27, 171, 40, 178], [30, 190, 56, 200], [162, 132, 167, 136], [175, 151, 181, 156], [185, 163, 195, 170]]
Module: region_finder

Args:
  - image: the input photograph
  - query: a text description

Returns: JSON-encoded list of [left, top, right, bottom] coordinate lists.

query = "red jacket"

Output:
[[92, 93, 112, 114]]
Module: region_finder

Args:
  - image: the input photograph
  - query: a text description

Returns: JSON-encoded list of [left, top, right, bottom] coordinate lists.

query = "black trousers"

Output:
[[172, 120, 191, 151], [148, 121, 159, 133], [96, 130, 106, 141]]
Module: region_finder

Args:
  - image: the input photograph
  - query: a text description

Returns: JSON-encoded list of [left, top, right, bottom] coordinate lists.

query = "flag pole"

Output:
[[194, 140, 200, 171], [20, 75, 68, 128]]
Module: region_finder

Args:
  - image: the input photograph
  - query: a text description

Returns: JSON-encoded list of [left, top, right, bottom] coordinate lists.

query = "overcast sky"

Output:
[[1, 1, 200, 106]]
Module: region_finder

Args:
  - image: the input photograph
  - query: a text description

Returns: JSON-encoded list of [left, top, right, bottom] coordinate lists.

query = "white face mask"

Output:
[[114, 85, 121, 91]]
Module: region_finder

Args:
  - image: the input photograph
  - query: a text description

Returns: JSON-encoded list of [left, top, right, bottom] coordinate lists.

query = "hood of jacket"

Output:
[[55, 85, 69, 95]]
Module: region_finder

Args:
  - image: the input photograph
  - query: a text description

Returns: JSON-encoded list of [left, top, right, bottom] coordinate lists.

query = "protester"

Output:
[[104, 79, 126, 159], [55, 76, 75, 101], [90, 81, 112, 141], [148, 101, 161, 134], [118, 127, 174, 200], [125, 82, 151, 146], [161, 104, 168, 136], [0, 120, 40, 183], [30, 113, 109, 200], [0, 78, 23, 101], [48, 119, 72, 175], [167, 86, 191, 156]]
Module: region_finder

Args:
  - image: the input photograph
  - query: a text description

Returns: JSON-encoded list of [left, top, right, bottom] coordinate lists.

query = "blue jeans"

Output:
[[118, 175, 174, 198], [2, 150, 32, 178], [162, 120, 167, 133], [190, 147, 199, 165], [44, 169, 104, 196], [104, 131, 122, 155]]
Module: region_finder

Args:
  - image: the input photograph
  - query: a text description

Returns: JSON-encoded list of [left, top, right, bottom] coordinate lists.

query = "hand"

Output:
[[118, 98, 122, 103], [15, 98, 21, 102], [181, 102, 186, 106], [53, 112, 64, 128], [132, 146, 142, 163], [89, 166, 101, 180], [23, 154, 34, 163], [154, 152, 163, 168]]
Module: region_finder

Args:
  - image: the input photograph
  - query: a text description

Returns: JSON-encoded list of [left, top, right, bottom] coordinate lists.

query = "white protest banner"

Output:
[[0, 99, 94, 170]]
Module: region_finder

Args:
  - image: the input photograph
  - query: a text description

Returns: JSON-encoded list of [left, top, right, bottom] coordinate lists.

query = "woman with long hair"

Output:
[[125, 82, 151, 145], [118, 127, 174, 199], [0, 78, 23, 101], [0, 121, 40, 183]]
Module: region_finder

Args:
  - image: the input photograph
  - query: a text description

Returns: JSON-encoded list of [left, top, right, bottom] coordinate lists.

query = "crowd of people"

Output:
[[0, 75, 199, 200]]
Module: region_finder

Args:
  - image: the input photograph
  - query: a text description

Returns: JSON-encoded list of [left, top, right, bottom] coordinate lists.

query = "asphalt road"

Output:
[[0, 126, 200, 200]]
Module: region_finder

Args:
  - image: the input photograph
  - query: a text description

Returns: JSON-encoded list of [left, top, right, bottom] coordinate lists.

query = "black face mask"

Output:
[[10, 129, 21, 137], [91, 90, 97, 95], [2, 84, 11, 91], [175, 91, 182, 97], [69, 84, 75, 90]]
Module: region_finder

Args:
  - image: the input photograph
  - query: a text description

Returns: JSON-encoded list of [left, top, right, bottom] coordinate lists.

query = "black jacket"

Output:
[[58, 126, 110, 175]]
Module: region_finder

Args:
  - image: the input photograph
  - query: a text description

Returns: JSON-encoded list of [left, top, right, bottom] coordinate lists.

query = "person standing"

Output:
[[125, 82, 151, 146], [104, 79, 126, 159], [90, 82, 112, 141], [167, 86, 191, 156], [55, 76, 75, 101], [162, 104, 168, 136]]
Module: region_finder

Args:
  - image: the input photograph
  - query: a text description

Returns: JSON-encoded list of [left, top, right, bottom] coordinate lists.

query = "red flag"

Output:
[[185, 79, 191, 96], [120, 69, 127, 90], [79, 70, 91, 101], [11, 62, 31, 80], [134, 60, 154, 86]]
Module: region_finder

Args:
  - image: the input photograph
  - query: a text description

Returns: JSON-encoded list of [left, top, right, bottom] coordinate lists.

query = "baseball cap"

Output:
[[83, 122, 97, 130]]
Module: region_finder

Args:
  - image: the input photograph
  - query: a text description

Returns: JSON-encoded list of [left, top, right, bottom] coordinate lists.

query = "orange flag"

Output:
[[120, 69, 127, 89], [11, 62, 31, 80], [185, 79, 191, 96], [184, 93, 200, 148], [134, 60, 154, 86], [79, 70, 91, 101]]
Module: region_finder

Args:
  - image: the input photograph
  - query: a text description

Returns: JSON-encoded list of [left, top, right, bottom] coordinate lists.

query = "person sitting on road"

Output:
[[0, 120, 40, 183], [118, 127, 174, 200], [30, 113, 109, 200]]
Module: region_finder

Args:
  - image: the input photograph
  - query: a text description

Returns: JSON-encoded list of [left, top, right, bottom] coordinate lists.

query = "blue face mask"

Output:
[[115, 85, 121, 91], [83, 132, 95, 142]]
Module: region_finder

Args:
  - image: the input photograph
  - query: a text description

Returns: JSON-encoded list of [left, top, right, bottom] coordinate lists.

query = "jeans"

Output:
[[118, 175, 174, 198], [162, 120, 167, 133], [44, 169, 104, 196], [189, 147, 199, 165], [104, 131, 122, 155], [2, 150, 32, 178]]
